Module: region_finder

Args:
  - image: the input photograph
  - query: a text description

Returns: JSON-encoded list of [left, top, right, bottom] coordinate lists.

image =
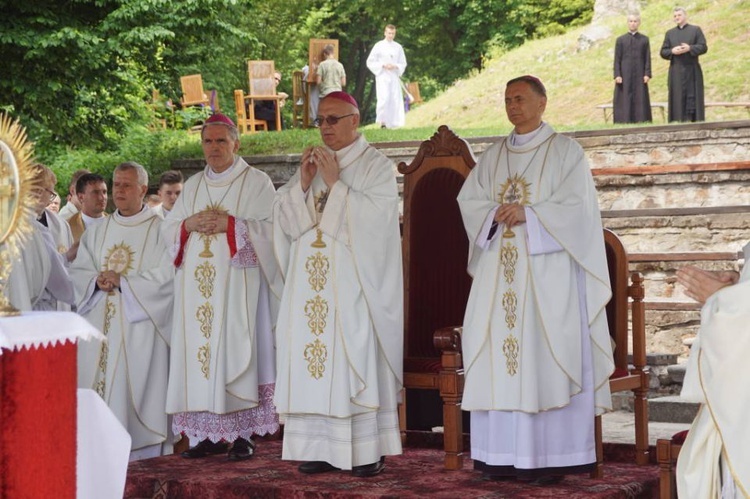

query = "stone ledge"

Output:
[[648, 395, 699, 424]]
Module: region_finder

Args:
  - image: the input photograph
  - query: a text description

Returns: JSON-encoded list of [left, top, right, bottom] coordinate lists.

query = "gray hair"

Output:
[[115, 161, 149, 187], [673, 6, 687, 14], [202, 122, 240, 143]]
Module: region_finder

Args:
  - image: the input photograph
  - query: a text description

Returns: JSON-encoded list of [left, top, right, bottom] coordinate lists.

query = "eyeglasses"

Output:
[[274, 77, 281, 83], [313, 113, 356, 127], [36, 187, 57, 202]]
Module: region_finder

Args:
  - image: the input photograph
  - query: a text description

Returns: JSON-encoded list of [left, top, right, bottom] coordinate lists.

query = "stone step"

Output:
[[648, 395, 700, 424]]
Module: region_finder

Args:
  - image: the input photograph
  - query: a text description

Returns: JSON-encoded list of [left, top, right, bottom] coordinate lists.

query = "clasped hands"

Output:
[[97, 270, 120, 293], [494, 203, 526, 228], [672, 42, 690, 55], [300, 146, 339, 192], [185, 208, 229, 235]]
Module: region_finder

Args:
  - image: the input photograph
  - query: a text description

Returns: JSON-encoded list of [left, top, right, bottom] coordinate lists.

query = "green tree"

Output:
[[0, 0, 258, 152]]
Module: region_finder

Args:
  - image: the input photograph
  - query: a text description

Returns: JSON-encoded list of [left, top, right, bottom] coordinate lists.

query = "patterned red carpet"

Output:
[[125, 440, 658, 498]]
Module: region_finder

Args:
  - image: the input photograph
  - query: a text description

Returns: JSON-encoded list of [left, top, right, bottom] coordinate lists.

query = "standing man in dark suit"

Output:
[[613, 14, 652, 123], [660, 7, 708, 122]]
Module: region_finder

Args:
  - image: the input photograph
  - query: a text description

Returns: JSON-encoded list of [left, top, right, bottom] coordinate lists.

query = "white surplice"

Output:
[[3, 215, 55, 311], [677, 242, 750, 499], [162, 158, 282, 444], [71, 205, 173, 452], [273, 135, 403, 470], [34, 208, 75, 311], [457, 123, 613, 471], [366, 39, 407, 128]]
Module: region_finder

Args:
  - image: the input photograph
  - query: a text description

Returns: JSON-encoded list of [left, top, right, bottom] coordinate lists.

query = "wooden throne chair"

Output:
[[589, 228, 650, 477], [397, 125, 476, 470]]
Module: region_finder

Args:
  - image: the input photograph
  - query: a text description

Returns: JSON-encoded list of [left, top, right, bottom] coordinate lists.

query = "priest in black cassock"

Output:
[[613, 14, 652, 123], [660, 7, 708, 122]]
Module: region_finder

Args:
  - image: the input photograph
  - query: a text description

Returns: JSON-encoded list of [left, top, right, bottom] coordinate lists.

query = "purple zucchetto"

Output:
[[322, 91, 359, 109]]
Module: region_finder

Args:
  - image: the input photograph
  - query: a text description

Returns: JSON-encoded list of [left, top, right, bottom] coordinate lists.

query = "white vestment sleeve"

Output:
[[39, 226, 75, 305], [76, 282, 105, 317], [525, 208, 564, 255], [120, 279, 149, 324]]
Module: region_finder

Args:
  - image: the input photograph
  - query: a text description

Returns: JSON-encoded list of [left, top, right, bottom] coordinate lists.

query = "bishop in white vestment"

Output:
[[71, 162, 173, 458], [676, 242, 750, 498], [457, 76, 613, 482], [273, 92, 403, 477], [366, 24, 407, 128], [162, 114, 282, 461]]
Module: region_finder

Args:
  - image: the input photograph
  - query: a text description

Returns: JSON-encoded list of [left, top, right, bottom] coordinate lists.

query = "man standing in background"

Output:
[[153, 170, 183, 219], [660, 6, 708, 122], [613, 14, 652, 123], [366, 24, 407, 128]]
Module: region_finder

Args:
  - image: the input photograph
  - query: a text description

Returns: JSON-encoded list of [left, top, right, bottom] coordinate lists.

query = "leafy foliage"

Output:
[[0, 0, 594, 160]]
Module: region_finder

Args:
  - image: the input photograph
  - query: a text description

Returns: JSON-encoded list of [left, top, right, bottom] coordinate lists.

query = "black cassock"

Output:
[[613, 32, 653, 123], [660, 23, 708, 122]]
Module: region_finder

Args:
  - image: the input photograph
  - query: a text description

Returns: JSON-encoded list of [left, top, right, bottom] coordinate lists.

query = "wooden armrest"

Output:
[[434, 326, 462, 352]]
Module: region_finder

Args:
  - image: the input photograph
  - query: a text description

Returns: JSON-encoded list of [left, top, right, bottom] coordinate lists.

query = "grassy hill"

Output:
[[403, 0, 750, 134]]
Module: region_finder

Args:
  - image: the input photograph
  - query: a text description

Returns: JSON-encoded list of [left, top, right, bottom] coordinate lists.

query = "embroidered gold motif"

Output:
[[57, 245, 67, 254], [500, 243, 518, 284], [198, 233, 215, 258], [311, 227, 327, 248], [502, 290, 517, 329], [104, 242, 135, 275], [196, 302, 213, 339], [304, 295, 329, 336], [305, 252, 329, 292], [304, 338, 328, 379], [497, 174, 532, 238], [198, 344, 210, 379], [194, 262, 216, 299], [502, 334, 519, 376]]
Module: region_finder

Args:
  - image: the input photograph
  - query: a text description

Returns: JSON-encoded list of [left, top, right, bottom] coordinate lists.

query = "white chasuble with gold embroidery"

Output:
[[273, 135, 403, 469], [677, 242, 750, 499], [162, 158, 281, 421], [71, 206, 173, 451], [458, 123, 613, 416]]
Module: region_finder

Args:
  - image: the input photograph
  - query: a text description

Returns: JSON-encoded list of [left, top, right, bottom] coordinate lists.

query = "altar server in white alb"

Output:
[[71, 161, 173, 460], [676, 242, 750, 499], [273, 91, 403, 477], [4, 166, 74, 312], [366, 24, 407, 128], [31, 163, 75, 311], [162, 113, 282, 462], [457, 75, 613, 484]]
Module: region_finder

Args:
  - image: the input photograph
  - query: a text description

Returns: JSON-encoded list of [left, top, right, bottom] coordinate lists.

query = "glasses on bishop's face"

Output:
[[313, 113, 356, 127]]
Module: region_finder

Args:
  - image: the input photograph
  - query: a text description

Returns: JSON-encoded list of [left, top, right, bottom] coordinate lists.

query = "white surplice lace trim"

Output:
[[172, 383, 279, 443], [230, 219, 259, 268]]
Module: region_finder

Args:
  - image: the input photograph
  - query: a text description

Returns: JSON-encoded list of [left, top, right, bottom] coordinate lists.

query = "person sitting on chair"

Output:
[[254, 71, 288, 131]]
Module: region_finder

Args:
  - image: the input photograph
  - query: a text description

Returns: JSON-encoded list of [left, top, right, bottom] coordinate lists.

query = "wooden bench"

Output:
[[597, 102, 750, 123], [705, 101, 750, 116], [596, 102, 667, 123]]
